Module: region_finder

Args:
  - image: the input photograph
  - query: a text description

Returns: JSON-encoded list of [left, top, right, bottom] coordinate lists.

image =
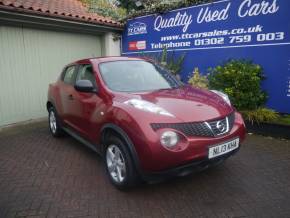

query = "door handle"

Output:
[[68, 94, 74, 100]]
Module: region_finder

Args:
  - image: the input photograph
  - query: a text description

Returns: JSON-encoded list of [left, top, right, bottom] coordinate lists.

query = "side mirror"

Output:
[[74, 80, 97, 93]]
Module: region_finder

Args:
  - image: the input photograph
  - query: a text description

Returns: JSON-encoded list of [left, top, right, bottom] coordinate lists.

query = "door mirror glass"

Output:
[[74, 80, 97, 93]]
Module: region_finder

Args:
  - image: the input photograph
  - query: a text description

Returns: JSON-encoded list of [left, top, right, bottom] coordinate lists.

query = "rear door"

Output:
[[58, 65, 79, 128]]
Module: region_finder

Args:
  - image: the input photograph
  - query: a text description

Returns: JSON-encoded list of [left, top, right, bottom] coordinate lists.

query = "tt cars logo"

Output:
[[128, 22, 147, 36]]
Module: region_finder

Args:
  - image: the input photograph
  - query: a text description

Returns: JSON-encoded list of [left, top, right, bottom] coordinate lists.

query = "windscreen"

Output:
[[99, 60, 182, 92]]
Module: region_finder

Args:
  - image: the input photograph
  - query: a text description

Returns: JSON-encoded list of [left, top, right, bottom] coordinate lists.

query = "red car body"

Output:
[[47, 56, 246, 182]]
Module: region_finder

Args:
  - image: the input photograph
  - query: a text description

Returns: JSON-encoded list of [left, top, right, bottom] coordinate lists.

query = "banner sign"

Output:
[[122, 0, 290, 113]]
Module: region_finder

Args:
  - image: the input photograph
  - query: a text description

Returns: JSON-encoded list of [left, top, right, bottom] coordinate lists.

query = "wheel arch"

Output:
[[100, 123, 142, 175], [46, 101, 54, 111]]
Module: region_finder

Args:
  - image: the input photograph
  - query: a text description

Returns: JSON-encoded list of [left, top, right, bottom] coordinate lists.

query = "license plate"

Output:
[[208, 138, 239, 159]]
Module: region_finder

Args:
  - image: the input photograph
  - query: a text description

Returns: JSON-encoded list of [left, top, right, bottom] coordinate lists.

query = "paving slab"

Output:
[[0, 121, 290, 218]]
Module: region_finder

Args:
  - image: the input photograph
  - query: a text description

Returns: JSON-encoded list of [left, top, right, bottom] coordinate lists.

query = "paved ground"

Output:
[[0, 121, 290, 218]]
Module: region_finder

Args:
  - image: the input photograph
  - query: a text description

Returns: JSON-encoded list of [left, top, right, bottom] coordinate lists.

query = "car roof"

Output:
[[72, 56, 148, 65]]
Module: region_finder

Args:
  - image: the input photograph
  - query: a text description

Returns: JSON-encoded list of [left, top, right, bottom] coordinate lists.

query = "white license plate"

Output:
[[208, 138, 239, 159]]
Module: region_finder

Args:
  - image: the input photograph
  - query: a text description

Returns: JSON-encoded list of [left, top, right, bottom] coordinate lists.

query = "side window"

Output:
[[63, 66, 77, 85], [76, 64, 96, 87]]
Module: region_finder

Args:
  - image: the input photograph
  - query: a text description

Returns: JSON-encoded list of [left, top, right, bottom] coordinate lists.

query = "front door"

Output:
[[70, 64, 103, 141]]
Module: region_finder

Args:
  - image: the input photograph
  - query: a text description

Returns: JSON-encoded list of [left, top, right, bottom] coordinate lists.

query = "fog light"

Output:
[[160, 131, 179, 148]]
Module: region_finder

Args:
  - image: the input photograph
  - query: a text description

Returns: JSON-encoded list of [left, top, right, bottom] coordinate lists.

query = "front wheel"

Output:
[[48, 107, 64, 137], [104, 136, 139, 190]]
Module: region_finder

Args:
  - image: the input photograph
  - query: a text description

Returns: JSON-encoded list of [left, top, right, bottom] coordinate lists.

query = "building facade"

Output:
[[0, 0, 122, 126]]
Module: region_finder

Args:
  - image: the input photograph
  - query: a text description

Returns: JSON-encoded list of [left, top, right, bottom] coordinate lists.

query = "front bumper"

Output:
[[127, 111, 246, 175], [141, 146, 240, 182]]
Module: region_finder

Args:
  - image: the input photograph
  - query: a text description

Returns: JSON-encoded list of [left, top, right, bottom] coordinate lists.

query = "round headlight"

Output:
[[160, 131, 179, 148]]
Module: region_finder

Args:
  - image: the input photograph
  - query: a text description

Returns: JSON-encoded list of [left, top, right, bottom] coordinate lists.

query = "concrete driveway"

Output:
[[0, 121, 290, 218]]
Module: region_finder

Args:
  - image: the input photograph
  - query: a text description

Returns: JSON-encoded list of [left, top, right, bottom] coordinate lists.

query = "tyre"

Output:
[[104, 135, 139, 190], [48, 107, 64, 137]]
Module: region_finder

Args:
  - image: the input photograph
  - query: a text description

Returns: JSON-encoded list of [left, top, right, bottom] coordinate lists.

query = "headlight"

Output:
[[124, 99, 174, 117], [160, 131, 179, 148], [210, 90, 231, 106]]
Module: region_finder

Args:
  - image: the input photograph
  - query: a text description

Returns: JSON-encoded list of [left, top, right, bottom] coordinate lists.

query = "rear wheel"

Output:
[[48, 107, 64, 137], [104, 135, 139, 190]]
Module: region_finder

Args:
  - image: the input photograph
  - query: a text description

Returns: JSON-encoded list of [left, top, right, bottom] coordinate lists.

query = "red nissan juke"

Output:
[[47, 56, 246, 189]]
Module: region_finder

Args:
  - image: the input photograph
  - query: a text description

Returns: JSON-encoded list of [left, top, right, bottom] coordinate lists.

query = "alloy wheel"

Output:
[[49, 110, 57, 134], [106, 144, 126, 183]]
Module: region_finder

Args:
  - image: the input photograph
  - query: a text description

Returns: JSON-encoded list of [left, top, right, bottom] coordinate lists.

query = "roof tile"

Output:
[[0, 0, 121, 28]]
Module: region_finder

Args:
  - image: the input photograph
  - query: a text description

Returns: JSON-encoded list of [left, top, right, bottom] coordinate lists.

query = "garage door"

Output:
[[0, 26, 102, 126]]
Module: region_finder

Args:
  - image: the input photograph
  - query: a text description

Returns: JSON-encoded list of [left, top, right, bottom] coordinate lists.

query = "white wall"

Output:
[[102, 32, 121, 56], [0, 25, 102, 126]]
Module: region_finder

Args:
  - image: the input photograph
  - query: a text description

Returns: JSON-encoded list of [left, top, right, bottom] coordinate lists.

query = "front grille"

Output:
[[150, 112, 235, 137], [151, 122, 213, 137]]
